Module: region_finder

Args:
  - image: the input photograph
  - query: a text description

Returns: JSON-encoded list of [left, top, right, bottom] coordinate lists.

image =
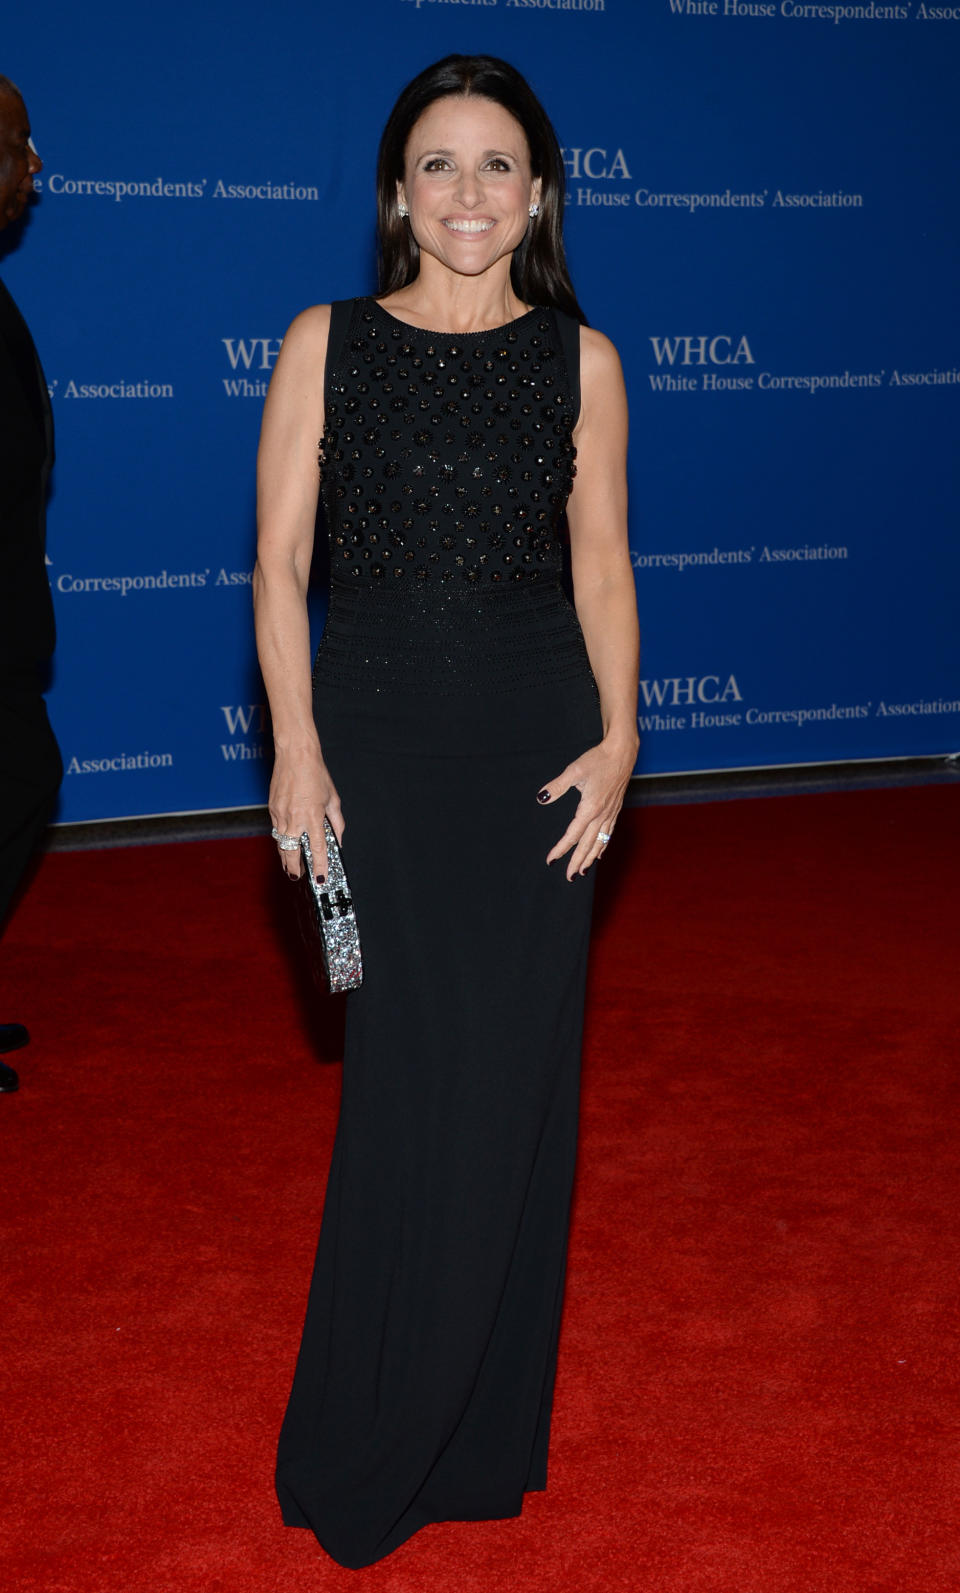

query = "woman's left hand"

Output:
[[537, 734, 638, 881]]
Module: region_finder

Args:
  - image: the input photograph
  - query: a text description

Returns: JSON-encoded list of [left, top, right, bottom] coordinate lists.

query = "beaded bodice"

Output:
[[320, 298, 578, 590], [312, 297, 593, 693]]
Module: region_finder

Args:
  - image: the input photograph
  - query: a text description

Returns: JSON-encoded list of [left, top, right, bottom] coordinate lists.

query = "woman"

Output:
[[254, 53, 638, 1569]]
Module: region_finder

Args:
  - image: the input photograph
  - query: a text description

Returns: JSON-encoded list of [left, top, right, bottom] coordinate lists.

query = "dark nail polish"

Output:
[[537, 789, 550, 804], [316, 874, 325, 886]]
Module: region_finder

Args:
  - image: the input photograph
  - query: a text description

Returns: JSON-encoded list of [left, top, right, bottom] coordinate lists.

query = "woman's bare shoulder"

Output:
[[282, 303, 333, 355], [579, 323, 624, 383]]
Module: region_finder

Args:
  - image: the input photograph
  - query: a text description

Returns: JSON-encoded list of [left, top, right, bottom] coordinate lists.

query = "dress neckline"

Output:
[[367, 296, 542, 340]]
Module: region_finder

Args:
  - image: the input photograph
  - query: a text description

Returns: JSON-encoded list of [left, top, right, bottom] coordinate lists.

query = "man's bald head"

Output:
[[0, 79, 41, 231]]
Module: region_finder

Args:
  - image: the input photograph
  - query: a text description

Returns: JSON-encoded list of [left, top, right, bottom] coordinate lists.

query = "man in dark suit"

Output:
[[0, 76, 62, 1092]]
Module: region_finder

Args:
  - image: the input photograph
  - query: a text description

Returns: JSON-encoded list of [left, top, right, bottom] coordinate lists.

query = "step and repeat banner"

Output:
[[3, 0, 957, 824]]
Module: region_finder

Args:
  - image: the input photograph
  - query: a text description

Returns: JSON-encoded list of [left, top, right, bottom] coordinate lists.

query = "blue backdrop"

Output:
[[4, 0, 958, 824]]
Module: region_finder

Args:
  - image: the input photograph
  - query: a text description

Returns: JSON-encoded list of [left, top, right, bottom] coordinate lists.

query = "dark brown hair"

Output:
[[376, 54, 586, 325]]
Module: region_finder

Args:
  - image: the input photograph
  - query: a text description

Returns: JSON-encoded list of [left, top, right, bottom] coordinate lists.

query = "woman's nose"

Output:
[[454, 170, 483, 208]]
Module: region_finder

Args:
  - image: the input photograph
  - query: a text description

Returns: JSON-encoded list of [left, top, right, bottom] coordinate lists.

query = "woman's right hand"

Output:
[[268, 743, 343, 881]]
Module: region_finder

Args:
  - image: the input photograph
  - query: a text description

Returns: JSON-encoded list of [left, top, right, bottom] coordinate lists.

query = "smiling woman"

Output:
[[392, 97, 540, 297], [375, 55, 582, 322], [255, 53, 638, 1570]]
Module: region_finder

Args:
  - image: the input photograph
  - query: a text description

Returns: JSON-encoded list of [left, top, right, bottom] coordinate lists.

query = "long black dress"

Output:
[[275, 296, 601, 1569]]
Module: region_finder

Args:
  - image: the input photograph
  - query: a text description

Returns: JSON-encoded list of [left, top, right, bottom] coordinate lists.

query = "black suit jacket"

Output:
[[0, 275, 55, 674]]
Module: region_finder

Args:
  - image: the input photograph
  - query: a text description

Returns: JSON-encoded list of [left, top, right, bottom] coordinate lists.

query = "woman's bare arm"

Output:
[[253, 304, 343, 879], [538, 327, 639, 878]]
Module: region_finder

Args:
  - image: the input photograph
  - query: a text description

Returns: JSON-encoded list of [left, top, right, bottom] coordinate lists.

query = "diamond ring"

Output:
[[597, 830, 613, 845], [271, 828, 301, 852]]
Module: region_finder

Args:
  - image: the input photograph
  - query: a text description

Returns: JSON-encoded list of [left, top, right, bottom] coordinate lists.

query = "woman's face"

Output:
[[398, 94, 541, 282]]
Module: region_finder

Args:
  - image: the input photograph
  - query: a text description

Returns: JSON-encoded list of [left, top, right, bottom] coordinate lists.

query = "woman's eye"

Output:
[[423, 159, 450, 172], [486, 159, 511, 171]]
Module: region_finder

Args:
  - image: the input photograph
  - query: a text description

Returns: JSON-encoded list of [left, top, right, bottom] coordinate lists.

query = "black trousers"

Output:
[[0, 674, 62, 931]]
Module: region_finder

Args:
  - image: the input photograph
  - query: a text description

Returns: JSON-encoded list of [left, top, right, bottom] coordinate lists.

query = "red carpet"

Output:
[[3, 784, 959, 1592]]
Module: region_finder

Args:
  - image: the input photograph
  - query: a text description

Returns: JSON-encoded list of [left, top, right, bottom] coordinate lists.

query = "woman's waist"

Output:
[[315, 576, 593, 692], [313, 670, 602, 759]]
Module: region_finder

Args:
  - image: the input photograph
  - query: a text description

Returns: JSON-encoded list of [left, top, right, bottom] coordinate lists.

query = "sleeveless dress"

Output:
[[275, 296, 602, 1569]]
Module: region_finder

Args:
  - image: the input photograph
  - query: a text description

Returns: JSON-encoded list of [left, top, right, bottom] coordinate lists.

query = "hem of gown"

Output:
[[279, 1487, 545, 1569]]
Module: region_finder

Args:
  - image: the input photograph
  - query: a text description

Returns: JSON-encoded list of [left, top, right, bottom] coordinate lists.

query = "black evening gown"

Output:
[[276, 297, 602, 1569]]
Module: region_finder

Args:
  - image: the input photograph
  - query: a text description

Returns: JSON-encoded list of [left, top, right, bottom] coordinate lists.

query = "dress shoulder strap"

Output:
[[324, 298, 359, 410], [550, 307, 582, 429]]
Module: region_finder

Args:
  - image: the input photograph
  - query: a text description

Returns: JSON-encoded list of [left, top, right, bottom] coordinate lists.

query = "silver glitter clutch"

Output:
[[296, 820, 363, 993]]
